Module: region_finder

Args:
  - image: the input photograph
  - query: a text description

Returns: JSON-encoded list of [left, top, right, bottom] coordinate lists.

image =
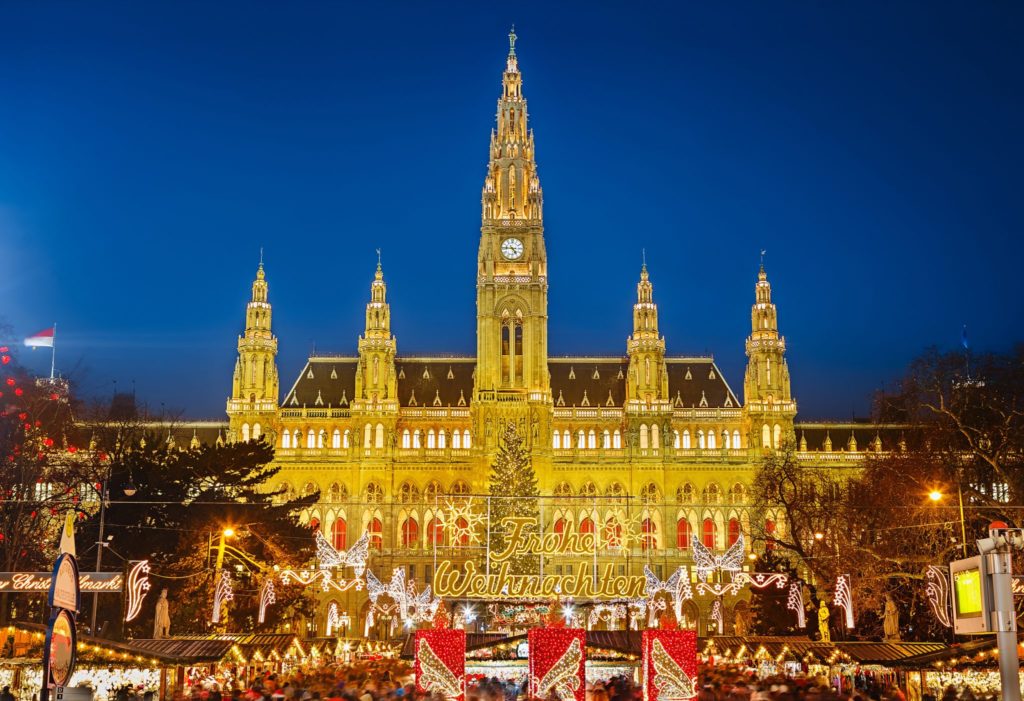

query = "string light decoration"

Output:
[[786, 582, 806, 628], [924, 564, 952, 628], [315, 530, 369, 577], [587, 603, 626, 629], [440, 497, 486, 545], [690, 533, 745, 581], [258, 578, 276, 624], [710, 599, 724, 635], [123, 560, 151, 623], [737, 572, 788, 589], [528, 630, 585, 701], [641, 630, 698, 701], [326, 602, 342, 636], [366, 567, 440, 626], [833, 574, 854, 629], [211, 570, 234, 623], [278, 568, 361, 593], [414, 630, 466, 701], [695, 580, 744, 598]]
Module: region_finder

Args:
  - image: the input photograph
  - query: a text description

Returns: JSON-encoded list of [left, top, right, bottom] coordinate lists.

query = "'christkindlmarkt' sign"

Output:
[[0, 572, 123, 593], [433, 517, 648, 600]]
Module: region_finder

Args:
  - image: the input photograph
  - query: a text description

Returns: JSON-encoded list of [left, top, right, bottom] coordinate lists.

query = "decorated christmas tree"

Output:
[[487, 421, 540, 576]]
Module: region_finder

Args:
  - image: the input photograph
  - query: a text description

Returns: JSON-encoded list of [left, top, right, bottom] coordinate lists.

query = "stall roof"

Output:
[[834, 641, 948, 665], [128, 638, 236, 664]]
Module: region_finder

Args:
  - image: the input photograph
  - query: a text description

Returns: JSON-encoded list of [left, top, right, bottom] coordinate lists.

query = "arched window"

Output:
[[553, 517, 567, 545], [640, 482, 660, 504], [606, 482, 625, 503], [587, 429, 596, 449], [765, 519, 777, 551], [282, 430, 291, 449], [343, 429, 351, 448], [427, 517, 443, 546], [604, 517, 623, 547], [723, 431, 731, 449], [682, 430, 691, 449], [733, 430, 741, 448], [761, 424, 771, 448], [602, 430, 611, 449], [253, 423, 261, 439], [562, 430, 570, 448], [425, 481, 442, 502], [697, 430, 705, 449], [427, 429, 436, 449], [450, 481, 469, 496], [703, 483, 722, 505], [577, 430, 585, 449], [673, 430, 680, 449], [728, 518, 741, 546], [318, 429, 326, 448], [401, 517, 419, 547], [399, 482, 419, 504], [241, 423, 250, 442], [553, 482, 573, 497], [438, 429, 447, 449], [640, 424, 649, 449], [580, 481, 597, 498], [463, 430, 471, 449], [641, 518, 657, 551], [328, 483, 347, 503], [453, 430, 462, 449], [402, 429, 411, 449], [332, 518, 347, 550], [305, 428, 314, 448], [707, 430, 716, 450], [375, 423, 385, 449], [730, 483, 746, 505], [412, 429, 421, 448], [651, 423, 660, 449], [676, 483, 694, 504], [454, 517, 469, 547], [553, 431, 561, 449], [303, 481, 317, 497], [676, 519, 692, 550], [364, 424, 372, 448], [773, 424, 782, 450], [368, 517, 383, 550], [579, 517, 596, 535], [365, 483, 384, 504], [702, 518, 716, 549], [613, 430, 622, 449], [332, 429, 341, 449]]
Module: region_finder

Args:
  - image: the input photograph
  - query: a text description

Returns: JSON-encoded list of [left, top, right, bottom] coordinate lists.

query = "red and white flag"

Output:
[[24, 327, 55, 348]]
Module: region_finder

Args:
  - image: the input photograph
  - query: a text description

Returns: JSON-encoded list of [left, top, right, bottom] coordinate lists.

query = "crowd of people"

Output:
[[149, 659, 1001, 701]]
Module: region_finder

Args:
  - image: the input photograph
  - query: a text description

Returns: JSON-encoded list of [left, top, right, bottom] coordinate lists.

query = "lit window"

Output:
[[401, 517, 419, 547], [640, 424, 649, 449], [683, 430, 691, 449], [364, 424, 372, 448], [463, 430, 471, 448], [733, 430, 740, 448], [427, 429, 436, 449], [332, 429, 341, 449], [708, 430, 716, 450], [651, 423, 660, 449], [413, 430, 421, 449], [332, 518, 347, 550], [241, 423, 250, 442], [282, 430, 291, 449], [438, 429, 446, 449], [761, 424, 771, 448], [613, 430, 621, 449], [723, 431, 731, 449], [563, 430, 570, 448], [375, 423, 385, 449], [577, 430, 585, 449], [773, 424, 782, 450], [253, 423, 261, 439], [702, 518, 716, 549], [553, 431, 561, 449], [728, 518, 741, 546], [676, 519, 691, 550], [602, 429, 610, 449], [453, 430, 461, 449], [402, 429, 411, 449], [673, 430, 680, 449], [587, 429, 596, 449], [308, 429, 316, 448], [698, 430, 705, 449], [368, 517, 383, 550], [343, 429, 350, 448]]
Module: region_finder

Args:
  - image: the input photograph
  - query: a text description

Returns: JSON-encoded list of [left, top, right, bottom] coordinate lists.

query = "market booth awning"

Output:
[[4, 623, 190, 667]]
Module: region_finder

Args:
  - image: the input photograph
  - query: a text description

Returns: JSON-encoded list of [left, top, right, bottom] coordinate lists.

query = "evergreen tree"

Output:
[[487, 421, 540, 576], [747, 549, 807, 636]]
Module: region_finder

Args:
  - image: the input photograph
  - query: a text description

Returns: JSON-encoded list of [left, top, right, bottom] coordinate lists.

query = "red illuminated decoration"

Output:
[[528, 628, 586, 701], [414, 628, 465, 701], [642, 629, 697, 701]]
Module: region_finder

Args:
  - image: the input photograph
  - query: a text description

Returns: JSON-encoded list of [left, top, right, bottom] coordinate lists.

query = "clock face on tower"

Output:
[[501, 238, 524, 260]]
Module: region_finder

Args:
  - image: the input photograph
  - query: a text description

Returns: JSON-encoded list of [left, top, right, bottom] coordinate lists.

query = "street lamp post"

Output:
[[91, 473, 136, 635]]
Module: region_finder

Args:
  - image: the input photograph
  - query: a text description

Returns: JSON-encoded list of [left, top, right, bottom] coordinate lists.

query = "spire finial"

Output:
[[374, 248, 383, 280], [260, 246, 264, 267], [642, 247, 647, 268], [760, 248, 766, 270], [256, 248, 266, 279], [508, 25, 517, 56]]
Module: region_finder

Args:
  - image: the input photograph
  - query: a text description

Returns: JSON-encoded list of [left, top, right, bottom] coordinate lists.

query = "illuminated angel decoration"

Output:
[[417, 637, 464, 700], [366, 567, 440, 626], [534, 638, 582, 701], [690, 532, 744, 581], [650, 638, 698, 701], [316, 530, 370, 577], [644, 564, 692, 619]]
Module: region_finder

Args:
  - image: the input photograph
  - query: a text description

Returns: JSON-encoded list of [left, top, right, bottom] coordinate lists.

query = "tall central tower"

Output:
[[474, 29, 550, 452]]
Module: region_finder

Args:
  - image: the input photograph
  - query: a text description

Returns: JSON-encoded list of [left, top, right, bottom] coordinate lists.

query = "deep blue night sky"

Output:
[[2, 2, 1022, 420]]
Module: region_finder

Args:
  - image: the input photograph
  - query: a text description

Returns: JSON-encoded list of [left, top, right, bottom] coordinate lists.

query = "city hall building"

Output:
[[204, 33, 895, 637]]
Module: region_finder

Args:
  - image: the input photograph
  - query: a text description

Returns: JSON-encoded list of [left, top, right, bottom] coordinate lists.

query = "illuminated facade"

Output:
[[218, 33, 897, 637]]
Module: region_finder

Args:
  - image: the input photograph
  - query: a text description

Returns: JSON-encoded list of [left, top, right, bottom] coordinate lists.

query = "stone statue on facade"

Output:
[[883, 594, 900, 641], [817, 600, 831, 642], [153, 588, 171, 639]]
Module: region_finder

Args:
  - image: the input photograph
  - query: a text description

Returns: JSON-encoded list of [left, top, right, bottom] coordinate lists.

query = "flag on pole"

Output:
[[25, 327, 55, 348]]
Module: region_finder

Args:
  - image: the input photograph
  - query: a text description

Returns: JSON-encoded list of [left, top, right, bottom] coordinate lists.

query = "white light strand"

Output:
[[786, 582, 805, 628], [211, 570, 234, 623], [833, 574, 855, 629], [924, 565, 952, 628], [710, 599, 724, 634], [123, 560, 151, 623], [738, 572, 789, 589], [258, 578, 276, 624]]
